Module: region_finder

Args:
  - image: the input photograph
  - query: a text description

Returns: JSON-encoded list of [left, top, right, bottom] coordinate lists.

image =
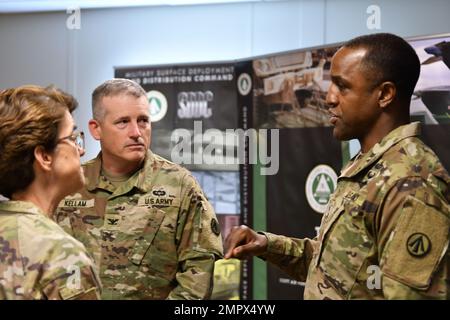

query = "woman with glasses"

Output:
[[0, 85, 101, 299]]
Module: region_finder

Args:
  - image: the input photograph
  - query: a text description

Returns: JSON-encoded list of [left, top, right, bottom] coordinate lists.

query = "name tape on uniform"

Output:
[[61, 199, 95, 208], [138, 197, 180, 207]]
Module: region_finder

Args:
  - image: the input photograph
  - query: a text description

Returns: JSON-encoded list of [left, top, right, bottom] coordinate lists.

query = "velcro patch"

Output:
[[103, 213, 123, 230], [382, 196, 449, 289]]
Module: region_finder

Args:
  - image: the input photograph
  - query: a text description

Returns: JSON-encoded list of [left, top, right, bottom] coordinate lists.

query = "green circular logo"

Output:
[[237, 73, 252, 96], [147, 90, 167, 122], [305, 165, 338, 213]]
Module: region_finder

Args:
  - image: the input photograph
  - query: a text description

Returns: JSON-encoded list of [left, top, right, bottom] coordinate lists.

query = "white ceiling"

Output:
[[0, 0, 281, 13]]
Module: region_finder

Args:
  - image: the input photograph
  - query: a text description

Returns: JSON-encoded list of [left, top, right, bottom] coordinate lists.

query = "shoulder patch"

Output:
[[382, 196, 449, 290], [211, 218, 220, 236], [407, 233, 431, 257]]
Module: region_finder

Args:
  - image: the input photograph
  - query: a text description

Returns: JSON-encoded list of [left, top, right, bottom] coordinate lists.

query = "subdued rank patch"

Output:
[[107, 218, 120, 226], [407, 233, 431, 257], [211, 218, 220, 236], [104, 213, 122, 230]]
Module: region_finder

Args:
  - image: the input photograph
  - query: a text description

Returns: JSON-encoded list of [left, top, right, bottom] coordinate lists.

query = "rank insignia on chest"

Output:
[[103, 213, 123, 230]]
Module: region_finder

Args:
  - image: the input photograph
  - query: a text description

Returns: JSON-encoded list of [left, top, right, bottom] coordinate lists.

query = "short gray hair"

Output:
[[92, 78, 147, 120]]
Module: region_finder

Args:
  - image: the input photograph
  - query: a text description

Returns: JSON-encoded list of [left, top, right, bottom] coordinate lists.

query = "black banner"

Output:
[[266, 127, 342, 299], [115, 64, 237, 131], [235, 60, 254, 300]]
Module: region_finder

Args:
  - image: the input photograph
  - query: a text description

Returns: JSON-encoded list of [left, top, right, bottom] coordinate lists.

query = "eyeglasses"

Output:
[[57, 130, 85, 150]]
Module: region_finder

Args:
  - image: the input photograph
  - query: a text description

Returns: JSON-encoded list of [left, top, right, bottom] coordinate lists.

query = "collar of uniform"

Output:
[[110, 150, 155, 196], [0, 200, 45, 216], [84, 152, 104, 192], [84, 151, 155, 194], [340, 122, 420, 178], [135, 150, 155, 193]]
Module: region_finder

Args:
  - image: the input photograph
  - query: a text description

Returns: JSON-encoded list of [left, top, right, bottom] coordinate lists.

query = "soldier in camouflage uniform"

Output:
[[0, 86, 101, 300], [55, 79, 223, 299], [225, 33, 450, 299]]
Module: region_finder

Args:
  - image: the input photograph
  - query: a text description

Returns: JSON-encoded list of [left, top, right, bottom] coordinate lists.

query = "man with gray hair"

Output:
[[55, 78, 223, 300]]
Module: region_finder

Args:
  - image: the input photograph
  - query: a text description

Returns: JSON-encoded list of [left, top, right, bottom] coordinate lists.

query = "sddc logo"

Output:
[[305, 164, 337, 214], [147, 90, 168, 122], [177, 91, 213, 119]]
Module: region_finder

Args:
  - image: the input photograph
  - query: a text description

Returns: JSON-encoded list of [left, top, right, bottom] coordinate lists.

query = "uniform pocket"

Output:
[[317, 196, 374, 298], [127, 208, 165, 266]]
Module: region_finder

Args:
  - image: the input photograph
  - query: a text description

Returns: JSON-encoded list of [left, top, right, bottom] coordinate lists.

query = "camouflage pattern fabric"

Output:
[[0, 201, 101, 300], [55, 151, 223, 300], [260, 122, 450, 299]]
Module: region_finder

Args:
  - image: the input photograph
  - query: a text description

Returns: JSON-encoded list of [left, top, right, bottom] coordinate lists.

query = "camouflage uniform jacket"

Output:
[[0, 201, 101, 300], [260, 122, 450, 299], [55, 151, 223, 300]]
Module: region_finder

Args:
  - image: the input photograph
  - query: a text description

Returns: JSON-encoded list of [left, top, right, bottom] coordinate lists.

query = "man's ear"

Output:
[[88, 119, 102, 141], [378, 81, 396, 109], [34, 146, 53, 173]]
